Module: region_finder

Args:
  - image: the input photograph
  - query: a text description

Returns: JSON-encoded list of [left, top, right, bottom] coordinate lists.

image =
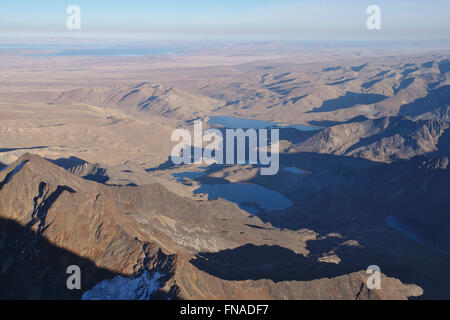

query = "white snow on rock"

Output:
[[82, 271, 164, 300]]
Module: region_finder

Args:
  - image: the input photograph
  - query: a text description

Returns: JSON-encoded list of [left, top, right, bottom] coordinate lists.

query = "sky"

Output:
[[0, 0, 449, 42]]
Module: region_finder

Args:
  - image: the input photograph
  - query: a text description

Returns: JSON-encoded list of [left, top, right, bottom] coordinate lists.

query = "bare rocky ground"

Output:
[[0, 45, 449, 299]]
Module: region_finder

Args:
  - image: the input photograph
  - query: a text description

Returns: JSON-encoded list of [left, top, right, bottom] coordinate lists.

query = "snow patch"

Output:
[[82, 271, 164, 300]]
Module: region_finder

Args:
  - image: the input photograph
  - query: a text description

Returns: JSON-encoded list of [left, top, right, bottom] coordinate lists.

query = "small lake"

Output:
[[194, 182, 293, 214], [172, 171, 207, 182], [208, 116, 319, 131]]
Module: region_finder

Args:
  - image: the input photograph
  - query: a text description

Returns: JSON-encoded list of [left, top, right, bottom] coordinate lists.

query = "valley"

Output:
[[0, 44, 449, 299]]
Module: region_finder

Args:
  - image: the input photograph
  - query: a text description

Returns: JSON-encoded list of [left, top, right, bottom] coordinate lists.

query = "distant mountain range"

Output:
[[53, 82, 221, 120]]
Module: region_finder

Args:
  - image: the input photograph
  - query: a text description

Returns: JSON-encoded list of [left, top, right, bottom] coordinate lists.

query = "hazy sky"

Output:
[[1, 0, 449, 42]]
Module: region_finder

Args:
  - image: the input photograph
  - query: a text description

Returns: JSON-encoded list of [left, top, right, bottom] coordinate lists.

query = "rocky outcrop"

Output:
[[290, 117, 449, 162]]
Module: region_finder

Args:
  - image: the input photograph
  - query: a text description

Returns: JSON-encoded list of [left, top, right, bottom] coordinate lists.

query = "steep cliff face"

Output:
[[0, 154, 422, 300], [0, 154, 180, 299], [290, 117, 449, 162]]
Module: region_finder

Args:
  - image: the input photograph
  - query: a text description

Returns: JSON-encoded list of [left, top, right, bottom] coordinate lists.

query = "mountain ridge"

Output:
[[0, 153, 423, 299]]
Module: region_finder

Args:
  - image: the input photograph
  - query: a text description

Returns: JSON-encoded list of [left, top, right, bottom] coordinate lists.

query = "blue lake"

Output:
[[208, 116, 319, 131], [208, 116, 276, 129], [172, 171, 207, 182], [194, 182, 293, 214]]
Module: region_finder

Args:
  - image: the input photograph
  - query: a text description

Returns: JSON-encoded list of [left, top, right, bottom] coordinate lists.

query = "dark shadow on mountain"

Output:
[[372, 70, 389, 78], [399, 85, 450, 117], [351, 64, 367, 72], [438, 59, 450, 74], [345, 115, 371, 123], [307, 92, 388, 113], [393, 78, 414, 94], [362, 78, 383, 89], [436, 128, 450, 156], [0, 146, 47, 153], [308, 120, 343, 127], [146, 145, 218, 173], [428, 79, 445, 90], [146, 158, 178, 173], [48, 156, 87, 170], [266, 78, 296, 87], [273, 72, 290, 80], [50, 158, 118, 185], [323, 66, 341, 72], [308, 115, 369, 128], [289, 94, 308, 104], [256, 66, 275, 71], [236, 151, 450, 298], [0, 217, 119, 299], [279, 127, 317, 144], [421, 61, 434, 68], [83, 172, 109, 184], [49, 157, 114, 184], [0, 217, 177, 300], [401, 67, 418, 77], [190, 243, 367, 282], [244, 224, 273, 231], [268, 86, 299, 96], [27, 183, 76, 235], [251, 152, 450, 233], [0, 162, 5, 171], [326, 78, 356, 86], [0, 160, 29, 192]]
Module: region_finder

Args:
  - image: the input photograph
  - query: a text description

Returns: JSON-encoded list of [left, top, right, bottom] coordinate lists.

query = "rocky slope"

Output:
[[53, 82, 220, 120], [190, 57, 450, 124], [289, 117, 449, 162], [0, 154, 422, 299]]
